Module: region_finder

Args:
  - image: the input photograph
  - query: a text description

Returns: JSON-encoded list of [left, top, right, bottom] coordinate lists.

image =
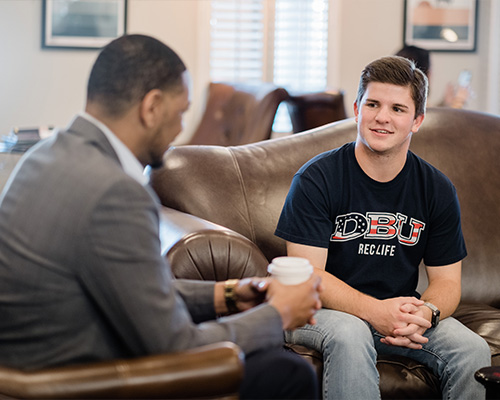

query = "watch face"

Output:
[[424, 302, 440, 327], [432, 309, 440, 327]]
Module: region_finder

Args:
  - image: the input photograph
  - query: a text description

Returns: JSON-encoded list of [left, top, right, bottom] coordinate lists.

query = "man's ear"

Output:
[[353, 101, 359, 123], [412, 113, 425, 133], [139, 89, 164, 129]]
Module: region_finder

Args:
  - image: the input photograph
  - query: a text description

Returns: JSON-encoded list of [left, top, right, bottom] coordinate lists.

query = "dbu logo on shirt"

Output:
[[331, 212, 425, 246]]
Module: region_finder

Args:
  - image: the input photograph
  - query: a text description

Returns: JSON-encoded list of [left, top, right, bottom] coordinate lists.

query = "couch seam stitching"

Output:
[[227, 147, 256, 243]]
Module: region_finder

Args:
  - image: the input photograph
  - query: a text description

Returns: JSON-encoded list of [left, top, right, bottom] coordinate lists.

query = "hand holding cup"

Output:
[[266, 257, 322, 330]]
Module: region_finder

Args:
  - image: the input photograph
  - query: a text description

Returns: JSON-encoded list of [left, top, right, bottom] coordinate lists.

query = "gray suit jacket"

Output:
[[0, 116, 283, 370]]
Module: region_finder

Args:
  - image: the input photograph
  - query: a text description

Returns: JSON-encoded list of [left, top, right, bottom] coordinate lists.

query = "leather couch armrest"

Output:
[[453, 303, 500, 366], [0, 342, 243, 399], [159, 206, 269, 280]]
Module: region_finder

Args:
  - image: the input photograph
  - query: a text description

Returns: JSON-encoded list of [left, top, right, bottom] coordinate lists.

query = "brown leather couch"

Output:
[[152, 107, 500, 399]]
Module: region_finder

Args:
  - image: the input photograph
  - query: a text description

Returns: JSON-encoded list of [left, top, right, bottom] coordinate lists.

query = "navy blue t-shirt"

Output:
[[275, 142, 467, 300]]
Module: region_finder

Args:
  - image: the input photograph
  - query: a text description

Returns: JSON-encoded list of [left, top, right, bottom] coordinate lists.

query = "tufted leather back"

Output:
[[152, 107, 500, 307]]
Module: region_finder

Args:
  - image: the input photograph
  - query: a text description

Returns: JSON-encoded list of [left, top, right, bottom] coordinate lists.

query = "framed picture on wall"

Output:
[[42, 0, 127, 49], [403, 0, 478, 52]]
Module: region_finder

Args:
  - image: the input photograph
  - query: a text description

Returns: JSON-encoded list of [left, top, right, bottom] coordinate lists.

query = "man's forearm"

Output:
[[174, 279, 218, 322], [420, 280, 461, 320], [420, 262, 462, 321], [314, 268, 377, 318]]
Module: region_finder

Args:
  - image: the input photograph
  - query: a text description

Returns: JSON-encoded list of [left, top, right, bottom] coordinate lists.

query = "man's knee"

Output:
[[316, 310, 373, 345], [466, 332, 491, 364], [287, 309, 374, 358], [439, 318, 491, 365]]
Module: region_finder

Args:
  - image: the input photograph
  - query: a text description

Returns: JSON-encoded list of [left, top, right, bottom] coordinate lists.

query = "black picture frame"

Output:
[[42, 0, 127, 50], [403, 0, 478, 52]]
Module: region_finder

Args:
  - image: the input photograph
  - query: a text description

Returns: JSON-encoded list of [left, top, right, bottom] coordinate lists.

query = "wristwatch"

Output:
[[423, 302, 440, 328], [224, 279, 240, 314]]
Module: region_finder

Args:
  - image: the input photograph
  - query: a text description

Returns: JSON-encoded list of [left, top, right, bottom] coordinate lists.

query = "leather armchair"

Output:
[[184, 82, 289, 146], [285, 90, 348, 133], [0, 342, 243, 399], [152, 107, 500, 398]]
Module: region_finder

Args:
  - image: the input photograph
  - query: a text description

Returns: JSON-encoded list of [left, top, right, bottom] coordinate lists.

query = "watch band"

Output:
[[224, 279, 239, 314], [423, 302, 440, 328]]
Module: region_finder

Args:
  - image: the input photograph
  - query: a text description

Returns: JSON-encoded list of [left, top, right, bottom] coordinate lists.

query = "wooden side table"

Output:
[[475, 367, 500, 399]]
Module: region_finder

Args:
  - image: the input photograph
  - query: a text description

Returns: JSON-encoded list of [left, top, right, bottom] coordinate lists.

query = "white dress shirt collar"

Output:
[[79, 112, 148, 186]]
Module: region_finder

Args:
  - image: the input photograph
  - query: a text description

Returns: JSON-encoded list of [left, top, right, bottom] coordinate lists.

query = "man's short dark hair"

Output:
[[355, 55, 428, 118], [87, 34, 187, 117]]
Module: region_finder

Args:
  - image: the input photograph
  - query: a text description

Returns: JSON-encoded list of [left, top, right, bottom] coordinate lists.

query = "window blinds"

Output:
[[210, 0, 328, 89], [273, 0, 329, 92], [272, 0, 329, 131], [209, 0, 329, 131], [210, 0, 265, 83]]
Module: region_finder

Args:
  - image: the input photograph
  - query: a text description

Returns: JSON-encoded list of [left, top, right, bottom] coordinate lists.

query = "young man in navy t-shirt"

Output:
[[275, 55, 490, 400]]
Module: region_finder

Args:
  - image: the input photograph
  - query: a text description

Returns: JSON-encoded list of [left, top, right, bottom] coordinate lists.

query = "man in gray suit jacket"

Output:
[[0, 34, 322, 399]]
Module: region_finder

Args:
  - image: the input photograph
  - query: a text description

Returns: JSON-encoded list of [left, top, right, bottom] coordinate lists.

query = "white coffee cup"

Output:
[[267, 256, 313, 285]]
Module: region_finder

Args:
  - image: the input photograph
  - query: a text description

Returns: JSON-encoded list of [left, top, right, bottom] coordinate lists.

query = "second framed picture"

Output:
[[403, 0, 478, 52]]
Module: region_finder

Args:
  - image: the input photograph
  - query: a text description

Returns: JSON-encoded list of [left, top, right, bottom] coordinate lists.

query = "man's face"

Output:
[[148, 71, 191, 168], [353, 81, 424, 157]]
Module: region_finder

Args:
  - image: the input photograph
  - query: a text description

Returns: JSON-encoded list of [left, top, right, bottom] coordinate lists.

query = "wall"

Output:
[[0, 0, 94, 136], [335, 0, 489, 116], [0, 0, 494, 144], [0, 0, 202, 144]]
